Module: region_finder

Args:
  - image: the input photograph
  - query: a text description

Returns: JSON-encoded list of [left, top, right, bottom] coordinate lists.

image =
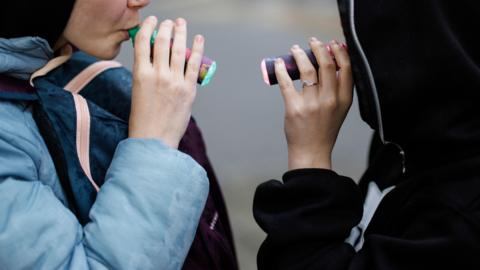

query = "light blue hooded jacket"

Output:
[[0, 37, 209, 270]]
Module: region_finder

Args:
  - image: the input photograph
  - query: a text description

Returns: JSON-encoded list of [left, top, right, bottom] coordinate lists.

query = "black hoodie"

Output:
[[253, 0, 480, 269]]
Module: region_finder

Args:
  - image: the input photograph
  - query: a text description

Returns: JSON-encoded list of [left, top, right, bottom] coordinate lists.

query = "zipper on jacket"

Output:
[[73, 94, 100, 191], [349, 0, 406, 173], [64, 60, 122, 192]]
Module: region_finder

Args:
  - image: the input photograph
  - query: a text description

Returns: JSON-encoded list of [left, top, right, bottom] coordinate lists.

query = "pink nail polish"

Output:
[[176, 18, 185, 26], [327, 45, 333, 56], [196, 35, 204, 43]]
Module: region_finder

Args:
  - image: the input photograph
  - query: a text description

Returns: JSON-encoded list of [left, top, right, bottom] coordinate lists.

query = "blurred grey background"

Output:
[[116, 0, 373, 269]]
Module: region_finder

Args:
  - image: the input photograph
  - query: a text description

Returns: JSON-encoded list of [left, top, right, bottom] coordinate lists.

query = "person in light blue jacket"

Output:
[[0, 0, 210, 269]]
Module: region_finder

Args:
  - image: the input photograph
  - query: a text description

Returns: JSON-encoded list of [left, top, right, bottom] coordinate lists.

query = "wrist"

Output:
[[288, 150, 332, 170], [159, 137, 180, 149], [128, 130, 180, 149]]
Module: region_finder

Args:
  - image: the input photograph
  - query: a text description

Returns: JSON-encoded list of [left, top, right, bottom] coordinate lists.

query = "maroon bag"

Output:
[[179, 120, 238, 270]]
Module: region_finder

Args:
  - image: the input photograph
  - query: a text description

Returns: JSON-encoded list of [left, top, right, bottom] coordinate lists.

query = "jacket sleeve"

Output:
[[253, 169, 480, 270], [0, 135, 209, 270]]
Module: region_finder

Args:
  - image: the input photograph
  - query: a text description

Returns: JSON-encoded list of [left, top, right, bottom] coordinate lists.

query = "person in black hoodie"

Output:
[[253, 0, 480, 269]]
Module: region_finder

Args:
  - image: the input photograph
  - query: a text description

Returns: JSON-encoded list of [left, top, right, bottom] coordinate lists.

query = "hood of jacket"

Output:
[[337, 0, 480, 173], [0, 37, 53, 80]]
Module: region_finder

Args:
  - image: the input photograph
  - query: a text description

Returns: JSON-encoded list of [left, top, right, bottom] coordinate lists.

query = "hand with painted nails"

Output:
[[275, 39, 353, 170], [128, 16, 205, 149]]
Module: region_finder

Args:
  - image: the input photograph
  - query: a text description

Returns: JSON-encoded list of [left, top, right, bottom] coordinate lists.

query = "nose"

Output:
[[127, 0, 150, 9]]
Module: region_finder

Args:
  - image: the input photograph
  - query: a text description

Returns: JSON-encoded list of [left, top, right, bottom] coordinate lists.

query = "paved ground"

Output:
[[116, 1, 373, 269]]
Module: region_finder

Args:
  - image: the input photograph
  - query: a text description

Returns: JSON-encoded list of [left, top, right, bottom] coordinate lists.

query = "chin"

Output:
[[83, 43, 121, 60]]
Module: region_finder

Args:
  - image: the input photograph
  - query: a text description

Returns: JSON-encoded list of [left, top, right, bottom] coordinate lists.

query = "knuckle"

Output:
[[192, 51, 203, 60], [189, 55, 201, 66], [279, 81, 294, 90], [321, 61, 336, 71], [136, 67, 151, 78], [286, 107, 302, 119], [341, 60, 351, 69], [187, 52, 199, 62], [286, 103, 308, 119], [322, 96, 339, 109], [178, 87, 194, 101], [172, 48, 184, 57], [186, 62, 200, 74], [157, 74, 171, 85], [305, 102, 320, 113], [172, 83, 183, 92], [157, 35, 169, 44], [136, 31, 150, 43], [302, 68, 317, 78]]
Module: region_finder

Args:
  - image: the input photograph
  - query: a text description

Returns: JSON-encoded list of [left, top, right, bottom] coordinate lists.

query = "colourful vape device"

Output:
[[261, 48, 338, 86], [128, 26, 217, 87]]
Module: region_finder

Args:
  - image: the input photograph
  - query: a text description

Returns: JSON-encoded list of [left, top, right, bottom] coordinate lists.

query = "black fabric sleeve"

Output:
[[253, 169, 480, 270], [253, 169, 363, 270]]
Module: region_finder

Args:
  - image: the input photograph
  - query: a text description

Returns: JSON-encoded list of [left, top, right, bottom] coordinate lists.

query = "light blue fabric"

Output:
[[0, 36, 209, 269], [0, 100, 209, 269], [0, 36, 53, 80]]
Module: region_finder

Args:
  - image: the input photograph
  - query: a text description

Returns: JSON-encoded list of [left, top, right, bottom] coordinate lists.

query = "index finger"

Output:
[[134, 16, 157, 67], [275, 58, 297, 104]]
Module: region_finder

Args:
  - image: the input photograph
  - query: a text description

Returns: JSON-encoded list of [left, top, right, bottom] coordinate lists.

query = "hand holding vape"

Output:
[[261, 44, 342, 86], [128, 26, 217, 86]]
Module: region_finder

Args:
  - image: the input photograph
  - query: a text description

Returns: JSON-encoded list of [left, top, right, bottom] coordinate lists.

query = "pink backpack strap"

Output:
[[64, 60, 123, 192], [64, 60, 122, 93], [30, 44, 74, 86]]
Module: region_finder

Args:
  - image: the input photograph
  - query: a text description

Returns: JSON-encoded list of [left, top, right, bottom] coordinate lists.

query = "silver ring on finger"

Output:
[[301, 80, 318, 88]]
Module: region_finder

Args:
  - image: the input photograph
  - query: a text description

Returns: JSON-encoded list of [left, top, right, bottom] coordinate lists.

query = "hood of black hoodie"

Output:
[[337, 0, 480, 173]]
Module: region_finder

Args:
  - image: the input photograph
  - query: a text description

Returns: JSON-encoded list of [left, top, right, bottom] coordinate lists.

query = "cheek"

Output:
[[64, 0, 129, 58], [97, 0, 128, 25], [80, 0, 126, 32]]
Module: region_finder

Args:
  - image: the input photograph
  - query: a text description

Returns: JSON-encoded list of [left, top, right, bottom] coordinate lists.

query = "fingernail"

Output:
[[310, 37, 318, 43], [147, 16, 157, 23], [195, 35, 204, 43], [176, 18, 186, 26], [292, 45, 300, 51], [331, 40, 338, 44], [163, 19, 173, 25], [326, 45, 332, 54], [276, 58, 284, 64]]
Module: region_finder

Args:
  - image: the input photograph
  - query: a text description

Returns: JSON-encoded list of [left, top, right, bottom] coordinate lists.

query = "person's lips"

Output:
[[122, 30, 131, 41]]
